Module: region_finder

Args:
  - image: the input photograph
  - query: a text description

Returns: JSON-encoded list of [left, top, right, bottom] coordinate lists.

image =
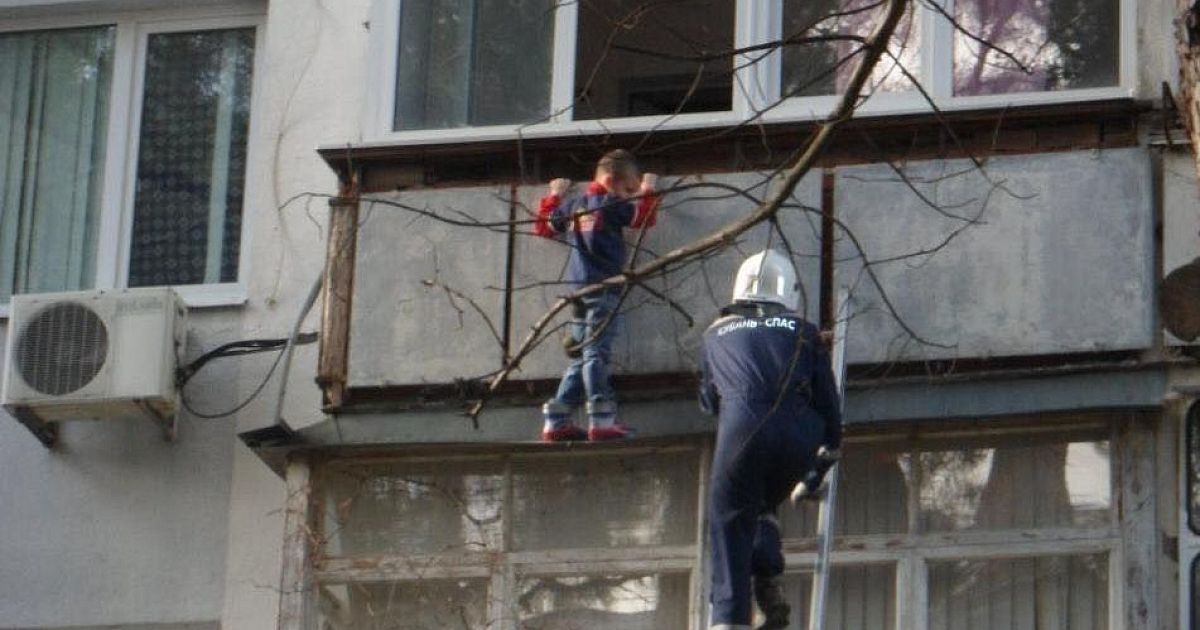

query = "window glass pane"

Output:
[[1192, 555, 1200, 630], [518, 572, 690, 629], [511, 450, 698, 551], [781, 0, 920, 98], [320, 460, 505, 557], [0, 27, 113, 302], [953, 0, 1118, 96], [394, 0, 554, 130], [780, 564, 896, 630], [920, 438, 1110, 532], [928, 554, 1108, 630], [1190, 406, 1200, 534], [573, 0, 733, 120], [780, 441, 910, 538], [317, 579, 490, 629], [128, 28, 255, 287]]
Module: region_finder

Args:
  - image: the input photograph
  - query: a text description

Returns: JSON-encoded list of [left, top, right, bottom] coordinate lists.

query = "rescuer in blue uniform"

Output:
[[699, 250, 843, 630]]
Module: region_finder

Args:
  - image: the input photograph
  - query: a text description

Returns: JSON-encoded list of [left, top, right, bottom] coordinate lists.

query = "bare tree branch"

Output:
[[467, 0, 913, 420]]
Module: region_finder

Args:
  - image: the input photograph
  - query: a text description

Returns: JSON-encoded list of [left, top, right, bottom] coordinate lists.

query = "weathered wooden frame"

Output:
[[277, 415, 1160, 630]]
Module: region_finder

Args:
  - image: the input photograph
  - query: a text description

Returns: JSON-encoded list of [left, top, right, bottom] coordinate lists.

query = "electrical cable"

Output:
[[175, 333, 318, 387], [176, 332, 318, 420], [272, 274, 325, 430], [180, 347, 287, 420]]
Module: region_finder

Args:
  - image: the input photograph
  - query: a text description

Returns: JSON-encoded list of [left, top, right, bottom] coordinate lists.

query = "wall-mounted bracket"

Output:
[[7, 405, 58, 448]]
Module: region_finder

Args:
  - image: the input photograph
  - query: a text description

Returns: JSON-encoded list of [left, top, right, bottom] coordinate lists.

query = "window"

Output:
[[1185, 405, 1200, 630], [776, 426, 1117, 630], [308, 424, 1121, 628], [393, 0, 554, 130], [1193, 556, 1200, 630], [368, 0, 1133, 140], [0, 14, 260, 307], [782, 564, 897, 629], [573, 0, 734, 120], [781, 0, 920, 98], [952, 0, 1119, 96], [0, 26, 114, 303], [928, 555, 1108, 629], [315, 447, 703, 629], [128, 28, 254, 287]]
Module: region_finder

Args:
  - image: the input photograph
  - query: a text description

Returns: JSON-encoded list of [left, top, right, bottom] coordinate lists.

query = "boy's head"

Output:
[[595, 149, 641, 198]]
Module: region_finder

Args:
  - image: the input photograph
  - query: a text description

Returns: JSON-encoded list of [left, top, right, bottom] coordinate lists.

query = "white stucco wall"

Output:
[[0, 312, 241, 629], [0, 0, 371, 628]]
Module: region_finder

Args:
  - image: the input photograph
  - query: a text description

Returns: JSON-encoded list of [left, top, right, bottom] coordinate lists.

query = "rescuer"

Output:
[[699, 250, 843, 630]]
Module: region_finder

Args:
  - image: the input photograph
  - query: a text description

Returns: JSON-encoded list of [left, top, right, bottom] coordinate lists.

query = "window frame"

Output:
[[304, 421, 1129, 630], [1181, 403, 1200, 629], [311, 443, 712, 629], [363, 0, 1137, 146], [779, 421, 1123, 630], [0, 5, 266, 314]]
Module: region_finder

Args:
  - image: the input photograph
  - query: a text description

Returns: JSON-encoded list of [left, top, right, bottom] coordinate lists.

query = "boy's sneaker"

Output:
[[588, 422, 637, 441], [586, 399, 635, 441], [541, 424, 588, 442], [541, 400, 585, 442]]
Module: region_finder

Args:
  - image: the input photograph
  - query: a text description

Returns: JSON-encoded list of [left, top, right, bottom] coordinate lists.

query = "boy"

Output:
[[533, 149, 659, 441]]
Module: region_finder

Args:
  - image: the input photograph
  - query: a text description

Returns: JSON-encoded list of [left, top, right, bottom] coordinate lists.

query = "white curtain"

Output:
[[0, 27, 112, 302]]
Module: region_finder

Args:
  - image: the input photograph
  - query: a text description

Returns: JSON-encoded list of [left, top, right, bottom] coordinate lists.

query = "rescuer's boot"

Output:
[[754, 575, 791, 630]]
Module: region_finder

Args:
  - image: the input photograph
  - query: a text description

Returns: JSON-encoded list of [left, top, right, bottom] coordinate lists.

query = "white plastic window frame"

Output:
[[362, 0, 1137, 147], [0, 4, 266, 315]]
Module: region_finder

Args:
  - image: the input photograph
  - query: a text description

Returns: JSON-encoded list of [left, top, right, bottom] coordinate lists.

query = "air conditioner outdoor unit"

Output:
[[2, 287, 187, 446]]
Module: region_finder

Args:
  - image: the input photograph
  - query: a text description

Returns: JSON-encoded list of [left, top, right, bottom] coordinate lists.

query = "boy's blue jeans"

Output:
[[552, 290, 622, 405]]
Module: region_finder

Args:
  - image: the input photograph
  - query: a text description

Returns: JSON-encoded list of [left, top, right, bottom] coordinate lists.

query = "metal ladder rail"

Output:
[[807, 291, 849, 630]]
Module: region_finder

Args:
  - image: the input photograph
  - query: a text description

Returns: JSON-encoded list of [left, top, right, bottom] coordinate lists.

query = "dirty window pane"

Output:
[[518, 572, 690, 629], [128, 28, 254, 287], [928, 554, 1108, 630], [780, 442, 910, 538], [781, 0, 920, 98], [919, 438, 1110, 532], [1190, 407, 1200, 534], [573, 0, 733, 120], [320, 461, 504, 556], [317, 579, 489, 630], [781, 564, 896, 630], [394, 0, 554, 130], [953, 0, 1119, 96], [511, 451, 698, 551]]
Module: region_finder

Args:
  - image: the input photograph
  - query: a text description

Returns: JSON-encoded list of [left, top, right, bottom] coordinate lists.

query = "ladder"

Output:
[[806, 291, 849, 630]]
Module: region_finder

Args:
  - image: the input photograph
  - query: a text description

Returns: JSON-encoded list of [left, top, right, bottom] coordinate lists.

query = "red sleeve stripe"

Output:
[[631, 193, 658, 229], [534, 194, 560, 238]]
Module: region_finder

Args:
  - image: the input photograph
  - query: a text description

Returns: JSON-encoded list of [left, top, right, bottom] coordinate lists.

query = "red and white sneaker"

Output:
[[541, 424, 588, 442], [588, 422, 637, 441]]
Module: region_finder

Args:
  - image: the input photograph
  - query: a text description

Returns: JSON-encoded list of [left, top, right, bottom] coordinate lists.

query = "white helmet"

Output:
[[732, 250, 800, 311]]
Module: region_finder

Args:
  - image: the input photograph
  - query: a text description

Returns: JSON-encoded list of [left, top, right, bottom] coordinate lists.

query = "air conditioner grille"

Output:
[[16, 302, 109, 396]]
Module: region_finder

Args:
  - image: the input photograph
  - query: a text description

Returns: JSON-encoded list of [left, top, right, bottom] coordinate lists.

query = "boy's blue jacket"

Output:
[[536, 182, 658, 287], [699, 305, 843, 450]]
